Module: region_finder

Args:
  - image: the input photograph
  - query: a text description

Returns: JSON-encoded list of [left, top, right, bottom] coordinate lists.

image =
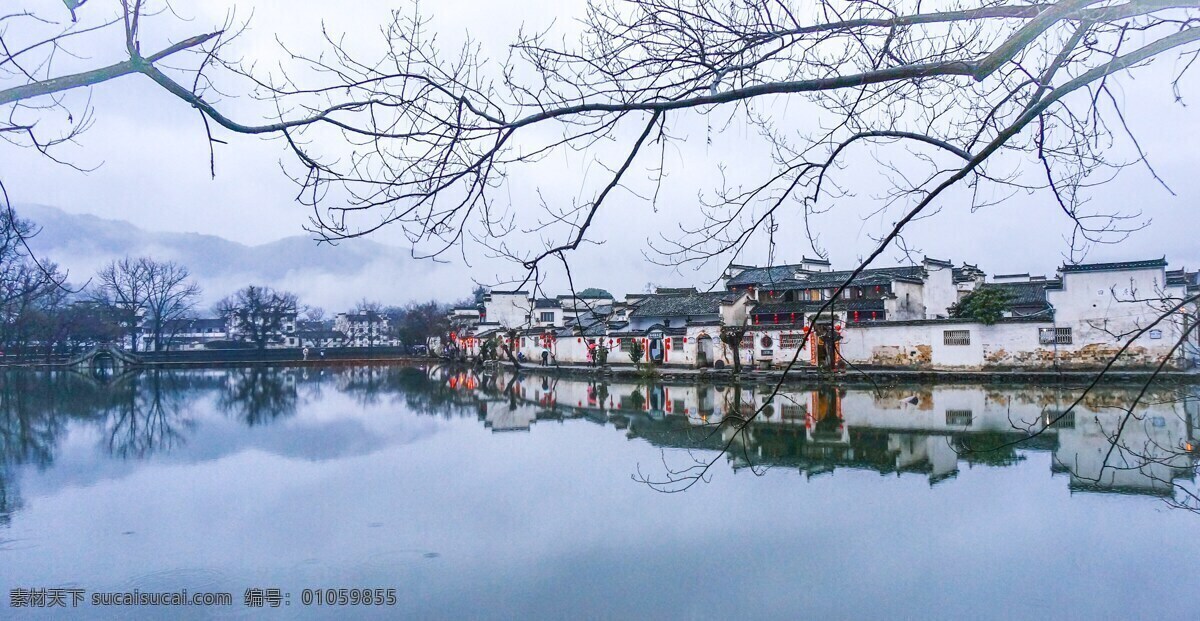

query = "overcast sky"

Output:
[[2, 0, 1197, 301]]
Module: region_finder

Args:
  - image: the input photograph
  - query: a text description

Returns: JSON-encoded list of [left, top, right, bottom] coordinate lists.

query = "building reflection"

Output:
[[437, 366, 1199, 498], [0, 365, 1194, 517]]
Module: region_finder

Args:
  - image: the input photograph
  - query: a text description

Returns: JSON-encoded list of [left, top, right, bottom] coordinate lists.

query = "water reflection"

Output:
[[436, 366, 1200, 501], [2, 365, 1199, 619], [217, 367, 300, 426], [0, 365, 1197, 528]]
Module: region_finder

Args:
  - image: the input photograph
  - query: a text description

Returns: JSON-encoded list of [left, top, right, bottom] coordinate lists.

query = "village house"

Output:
[[448, 256, 1198, 371], [724, 257, 958, 368], [838, 258, 1195, 370], [333, 311, 395, 347], [223, 306, 298, 349], [603, 287, 752, 367], [143, 317, 229, 351], [295, 320, 346, 349]]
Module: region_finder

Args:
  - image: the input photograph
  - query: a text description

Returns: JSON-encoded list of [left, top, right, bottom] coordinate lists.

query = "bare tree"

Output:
[[215, 285, 299, 351], [302, 306, 326, 323], [92, 257, 149, 351], [262, 0, 1196, 494], [0, 209, 66, 354], [389, 301, 451, 351], [92, 256, 195, 352], [143, 260, 201, 352]]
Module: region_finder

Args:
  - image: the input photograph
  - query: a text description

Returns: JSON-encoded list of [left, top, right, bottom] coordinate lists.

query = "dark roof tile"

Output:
[[1059, 258, 1166, 273], [629, 291, 738, 318], [727, 264, 927, 289]]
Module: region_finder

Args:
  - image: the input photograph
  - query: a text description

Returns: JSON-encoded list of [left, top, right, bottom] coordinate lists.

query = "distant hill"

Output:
[[16, 203, 464, 310]]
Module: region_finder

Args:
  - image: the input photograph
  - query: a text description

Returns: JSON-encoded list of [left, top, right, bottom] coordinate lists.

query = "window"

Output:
[[620, 339, 637, 353], [943, 330, 971, 346], [1039, 327, 1072, 345], [740, 334, 754, 350], [1043, 410, 1075, 429], [781, 333, 805, 349], [539, 312, 555, 322], [671, 338, 684, 351], [781, 404, 805, 420], [946, 409, 973, 426]]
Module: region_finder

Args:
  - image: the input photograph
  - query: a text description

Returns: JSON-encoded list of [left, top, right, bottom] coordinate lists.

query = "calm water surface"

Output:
[[1, 365, 1198, 619]]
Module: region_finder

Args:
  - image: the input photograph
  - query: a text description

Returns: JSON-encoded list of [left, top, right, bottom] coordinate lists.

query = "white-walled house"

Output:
[[451, 256, 1197, 371], [606, 288, 753, 367], [1043, 259, 1190, 367], [141, 317, 228, 351], [836, 259, 1195, 370], [482, 290, 533, 329], [334, 311, 395, 347], [224, 309, 298, 349]]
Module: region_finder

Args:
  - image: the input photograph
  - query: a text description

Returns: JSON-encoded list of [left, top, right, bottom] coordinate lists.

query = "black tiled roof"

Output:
[[727, 264, 927, 289], [534, 298, 561, 308], [952, 264, 985, 283], [1059, 258, 1166, 273], [628, 291, 739, 317], [727, 264, 808, 286], [163, 317, 227, 331], [1166, 269, 1190, 287], [609, 325, 687, 337], [977, 282, 1052, 315], [557, 320, 609, 337]]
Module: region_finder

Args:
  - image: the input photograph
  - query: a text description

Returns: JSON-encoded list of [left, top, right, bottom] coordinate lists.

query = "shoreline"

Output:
[[3, 354, 1196, 385], [484, 360, 1200, 386]]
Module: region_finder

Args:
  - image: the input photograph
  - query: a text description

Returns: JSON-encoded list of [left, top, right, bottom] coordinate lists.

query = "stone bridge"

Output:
[[66, 346, 143, 373]]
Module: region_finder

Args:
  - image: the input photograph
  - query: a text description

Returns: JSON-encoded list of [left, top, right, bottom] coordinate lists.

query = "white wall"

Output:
[[886, 281, 926, 320], [921, 262, 958, 319], [485, 293, 532, 329], [1047, 267, 1185, 366]]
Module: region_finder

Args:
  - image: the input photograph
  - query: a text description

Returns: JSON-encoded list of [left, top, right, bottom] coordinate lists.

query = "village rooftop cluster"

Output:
[[442, 257, 1200, 371]]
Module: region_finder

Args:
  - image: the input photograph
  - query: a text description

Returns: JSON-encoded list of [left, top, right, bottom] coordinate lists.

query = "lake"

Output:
[[1, 365, 1198, 619]]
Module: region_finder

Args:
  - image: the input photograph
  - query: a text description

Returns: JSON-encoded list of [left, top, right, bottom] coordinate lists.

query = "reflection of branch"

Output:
[[217, 368, 299, 426], [101, 371, 195, 459]]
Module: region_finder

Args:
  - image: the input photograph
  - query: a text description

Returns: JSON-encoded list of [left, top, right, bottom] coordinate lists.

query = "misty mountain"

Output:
[[16, 203, 465, 310]]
